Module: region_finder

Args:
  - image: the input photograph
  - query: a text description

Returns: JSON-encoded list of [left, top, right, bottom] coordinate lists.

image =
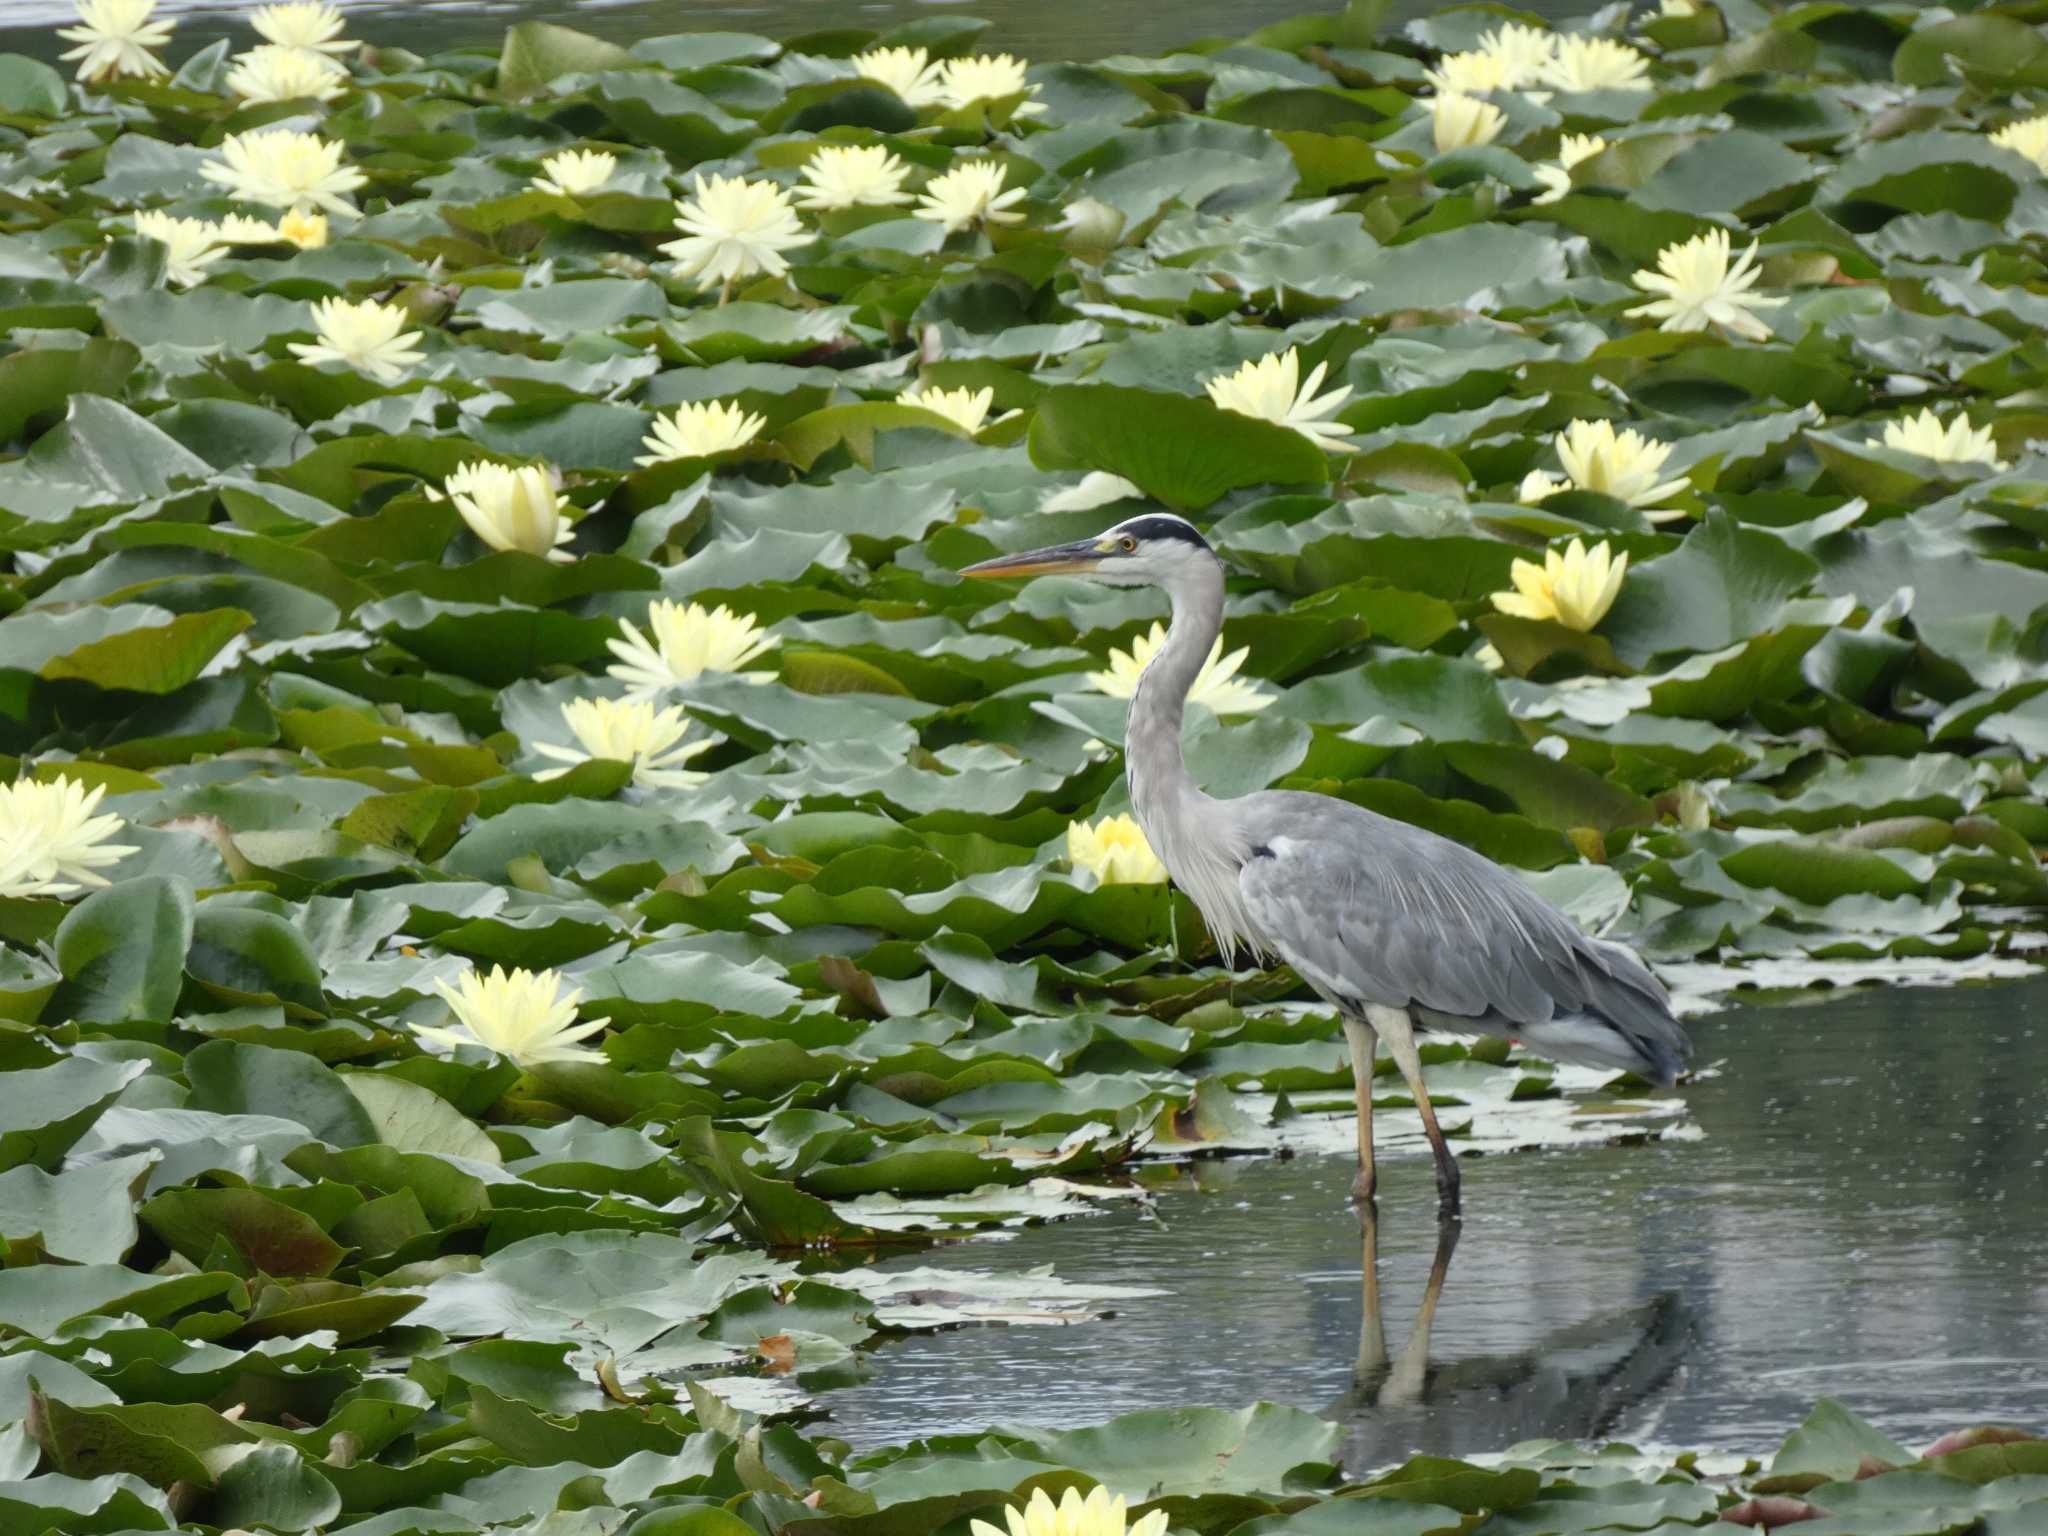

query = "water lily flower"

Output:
[[1477, 22, 1558, 87], [1627, 229, 1785, 342], [216, 210, 327, 248], [1433, 92, 1505, 153], [1532, 132, 1606, 205], [1519, 470, 1568, 502], [1490, 538, 1628, 632], [416, 965, 607, 1069], [1042, 471, 1144, 512], [288, 296, 425, 385], [1203, 347, 1355, 454], [794, 144, 913, 211], [0, 776, 138, 900], [1658, 0, 1699, 15], [899, 383, 998, 435], [275, 208, 329, 248], [1066, 815, 1168, 887], [661, 173, 807, 298], [532, 148, 617, 198], [636, 399, 767, 465], [251, 1, 352, 54], [605, 601, 780, 694], [1087, 620, 1274, 715], [224, 43, 346, 103], [1990, 114, 2048, 174], [58, 0, 173, 83], [940, 52, 1045, 116], [202, 127, 366, 216], [1053, 195, 1125, 253], [912, 158, 1027, 235], [534, 697, 716, 790], [444, 461, 574, 563], [1881, 407, 2007, 470], [131, 211, 226, 288], [851, 44, 946, 108], [1543, 35, 1651, 92], [1552, 419, 1689, 510], [1425, 49, 1513, 96]]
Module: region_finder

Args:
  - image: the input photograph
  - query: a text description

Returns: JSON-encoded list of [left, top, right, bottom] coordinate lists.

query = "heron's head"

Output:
[[959, 512, 1216, 589]]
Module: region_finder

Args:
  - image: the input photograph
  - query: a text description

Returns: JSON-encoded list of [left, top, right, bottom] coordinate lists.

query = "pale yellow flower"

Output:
[[661, 173, 807, 293], [1203, 347, 1355, 454], [202, 127, 365, 216], [132, 211, 226, 288], [912, 159, 1028, 235], [444, 461, 574, 563], [1433, 92, 1505, 154], [1053, 195, 1125, 253], [1658, 0, 1699, 15], [1042, 471, 1143, 512], [532, 148, 617, 198], [534, 698, 715, 790], [1519, 469, 1568, 502], [224, 44, 347, 103], [1478, 22, 1558, 88], [1425, 50, 1513, 96], [1490, 538, 1628, 632], [276, 208, 328, 248], [58, 0, 173, 83], [971, 1487, 1169, 1536], [605, 601, 780, 694], [417, 966, 607, 1069], [1553, 419, 1689, 510], [851, 45, 946, 108], [898, 383, 997, 435], [0, 777, 138, 900], [1543, 35, 1651, 92], [251, 1, 352, 54], [214, 210, 327, 248], [794, 145, 913, 212], [940, 52, 1045, 116], [1087, 620, 1274, 715], [1881, 408, 2007, 470], [636, 400, 767, 465], [288, 296, 425, 385], [1532, 132, 1606, 205], [1627, 229, 1785, 342], [1066, 815, 1168, 887], [1991, 114, 2048, 174]]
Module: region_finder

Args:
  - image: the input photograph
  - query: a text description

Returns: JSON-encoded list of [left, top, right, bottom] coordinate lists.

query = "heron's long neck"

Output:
[[1127, 560, 1224, 846]]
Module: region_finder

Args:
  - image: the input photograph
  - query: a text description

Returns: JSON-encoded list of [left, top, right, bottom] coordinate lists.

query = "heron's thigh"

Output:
[[1340, 1016, 1378, 1079], [1365, 1004, 1425, 1082]]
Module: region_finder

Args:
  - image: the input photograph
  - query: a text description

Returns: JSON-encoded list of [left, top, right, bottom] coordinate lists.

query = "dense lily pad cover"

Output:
[[2, 0, 2048, 1529]]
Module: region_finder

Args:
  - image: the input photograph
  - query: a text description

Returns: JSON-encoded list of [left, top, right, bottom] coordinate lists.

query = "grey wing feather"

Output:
[[1232, 792, 1691, 1085]]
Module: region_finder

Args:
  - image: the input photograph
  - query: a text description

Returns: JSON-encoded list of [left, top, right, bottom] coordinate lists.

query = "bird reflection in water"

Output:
[[1331, 1204, 1694, 1469]]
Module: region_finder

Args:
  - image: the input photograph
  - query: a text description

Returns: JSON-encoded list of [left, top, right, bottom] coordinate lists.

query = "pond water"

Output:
[[815, 977, 2048, 1465]]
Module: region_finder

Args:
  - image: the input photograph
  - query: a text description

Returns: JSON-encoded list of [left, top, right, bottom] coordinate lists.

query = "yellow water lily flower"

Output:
[[251, 1, 352, 53], [605, 601, 780, 694], [898, 383, 997, 435], [131, 211, 226, 288], [288, 296, 425, 385], [1425, 49, 1513, 96], [224, 43, 346, 103], [1203, 347, 1355, 454], [1543, 34, 1651, 92], [1627, 229, 1785, 342], [1066, 815, 1168, 887], [1042, 471, 1144, 512], [532, 148, 617, 198], [1881, 408, 2007, 470], [1658, 0, 1699, 15], [661, 173, 808, 297], [0, 776, 138, 900], [1432, 93, 1506, 153], [1490, 538, 1628, 632], [1087, 621, 1274, 715], [1990, 114, 2048, 174], [912, 159, 1028, 235], [202, 127, 366, 215], [534, 698, 716, 790], [444, 461, 574, 563], [58, 0, 173, 83], [974, 1488, 1167, 1536], [416, 965, 608, 1068], [794, 145, 913, 212], [1552, 419, 1689, 510], [940, 52, 1045, 116], [215, 210, 327, 248], [636, 400, 767, 465], [851, 45, 946, 108], [1531, 132, 1606, 205], [1478, 22, 1558, 87]]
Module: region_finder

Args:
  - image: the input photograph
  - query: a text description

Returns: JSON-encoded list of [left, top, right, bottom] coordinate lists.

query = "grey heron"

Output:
[[963, 512, 1692, 1218]]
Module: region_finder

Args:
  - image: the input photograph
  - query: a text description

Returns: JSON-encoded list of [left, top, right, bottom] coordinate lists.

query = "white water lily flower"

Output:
[[940, 52, 1045, 116], [1087, 620, 1274, 715], [58, 0, 173, 83], [417, 965, 607, 1068], [1053, 195, 1125, 252], [635, 399, 767, 464], [202, 127, 366, 215], [1554, 419, 1689, 509], [605, 600, 780, 693], [132, 211, 226, 288], [532, 148, 617, 198], [1432, 92, 1505, 153], [251, 1, 352, 54], [1490, 538, 1628, 632], [0, 777, 138, 899], [1882, 407, 2007, 470], [794, 144, 913, 212], [912, 158, 1027, 235], [1042, 471, 1143, 512], [1065, 814, 1168, 887], [851, 45, 946, 108], [899, 383, 997, 435], [534, 697, 716, 790], [1518, 469, 1568, 502], [661, 173, 807, 294], [1425, 49, 1513, 96], [444, 461, 574, 563], [1990, 114, 2048, 174], [215, 210, 327, 248], [1477, 22, 1557, 87], [275, 208, 328, 248], [1532, 132, 1606, 204], [1543, 34, 1651, 92], [1627, 229, 1785, 342], [1203, 347, 1355, 454], [288, 296, 424, 385], [225, 43, 346, 103]]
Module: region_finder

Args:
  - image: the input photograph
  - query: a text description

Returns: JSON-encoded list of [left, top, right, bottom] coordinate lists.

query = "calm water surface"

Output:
[[817, 978, 2048, 1464]]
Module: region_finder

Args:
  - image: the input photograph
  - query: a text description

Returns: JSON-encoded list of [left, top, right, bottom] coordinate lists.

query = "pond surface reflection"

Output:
[[819, 977, 2048, 1463]]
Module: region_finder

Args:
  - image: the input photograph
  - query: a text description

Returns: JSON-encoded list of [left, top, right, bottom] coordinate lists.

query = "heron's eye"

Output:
[[1119, 535, 1137, 552]]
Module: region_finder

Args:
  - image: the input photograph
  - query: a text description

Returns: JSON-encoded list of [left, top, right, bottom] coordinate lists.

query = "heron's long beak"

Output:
[[959, 537, 1107, 580]]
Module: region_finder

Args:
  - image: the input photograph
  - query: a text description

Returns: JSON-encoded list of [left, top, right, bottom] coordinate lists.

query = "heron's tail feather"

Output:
[[1514, 1010, 1687, 1086]]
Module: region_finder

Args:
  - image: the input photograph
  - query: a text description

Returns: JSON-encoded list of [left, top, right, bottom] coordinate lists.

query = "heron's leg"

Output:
[[1367, 1004, 1461, 1218], [1341, 1017, 1380, 1202], [1354, 1196, 1387, 1382]]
